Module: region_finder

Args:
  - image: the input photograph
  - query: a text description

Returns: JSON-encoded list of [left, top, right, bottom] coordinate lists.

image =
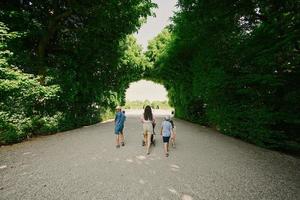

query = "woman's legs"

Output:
[[142, 124, 148, 146], [143, 132, 147, 146], [146, 132, 152, 154]]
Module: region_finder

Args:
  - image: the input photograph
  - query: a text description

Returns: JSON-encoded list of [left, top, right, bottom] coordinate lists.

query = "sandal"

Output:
[[116, 145, 120, 148], [165, 153, 169, 157]]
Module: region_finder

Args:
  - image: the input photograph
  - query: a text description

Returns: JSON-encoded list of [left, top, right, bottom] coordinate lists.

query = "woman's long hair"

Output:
[[144, 105, 153, 121]]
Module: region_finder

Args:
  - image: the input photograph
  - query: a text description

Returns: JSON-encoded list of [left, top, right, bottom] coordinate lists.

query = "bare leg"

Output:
[[164, 142, 169, 157], [143, 132, 147, 146], [146, 132, 151, 154], [116, 134, 120, 147], [171, 132, 176, 148], [164, 143, 167, 154], [167, 142, 169, 153], [120, 132, 125, 146]]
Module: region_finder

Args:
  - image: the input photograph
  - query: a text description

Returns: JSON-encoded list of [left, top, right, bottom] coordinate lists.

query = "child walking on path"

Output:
[[160, 115, 173, 157], [114, 106, 126, 148]]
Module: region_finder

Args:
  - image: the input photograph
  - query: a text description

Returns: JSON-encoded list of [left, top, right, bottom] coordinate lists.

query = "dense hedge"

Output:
[[146, 0, 300, 153]]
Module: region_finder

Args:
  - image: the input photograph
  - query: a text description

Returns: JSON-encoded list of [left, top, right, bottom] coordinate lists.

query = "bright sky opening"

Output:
[[125, 80, 168, 101], [126, 0, 177, 102], [134, 0, 177, 50]]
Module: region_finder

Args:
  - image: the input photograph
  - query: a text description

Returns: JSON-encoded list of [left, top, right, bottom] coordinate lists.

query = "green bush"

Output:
[[0, 67, 61, 144], [0, 112, 26, 144]]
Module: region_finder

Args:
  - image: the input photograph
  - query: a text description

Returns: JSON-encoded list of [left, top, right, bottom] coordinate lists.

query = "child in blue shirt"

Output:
[[114, 106, 126, 148], [160, 115, 173, 157]]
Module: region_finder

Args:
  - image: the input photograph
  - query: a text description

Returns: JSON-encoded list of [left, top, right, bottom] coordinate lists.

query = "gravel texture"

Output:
[[1, 115, 299, 200]]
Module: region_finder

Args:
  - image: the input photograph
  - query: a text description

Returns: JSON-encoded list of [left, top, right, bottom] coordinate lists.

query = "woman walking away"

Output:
[[114, 106, 125, 148], [160, 115, 173, 157], [141, 105, 155, 155]]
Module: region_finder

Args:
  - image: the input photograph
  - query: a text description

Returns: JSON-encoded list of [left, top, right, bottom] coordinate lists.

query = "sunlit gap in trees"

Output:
[[124, 80, 172, 115]]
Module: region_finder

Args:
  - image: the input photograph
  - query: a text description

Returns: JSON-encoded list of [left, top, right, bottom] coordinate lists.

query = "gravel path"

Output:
[[1, 115, 299, 200]]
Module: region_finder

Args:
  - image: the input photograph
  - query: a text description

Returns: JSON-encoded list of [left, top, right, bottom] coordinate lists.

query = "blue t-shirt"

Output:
[[115, 112, 125, 127], [161, 120, 173, 137]]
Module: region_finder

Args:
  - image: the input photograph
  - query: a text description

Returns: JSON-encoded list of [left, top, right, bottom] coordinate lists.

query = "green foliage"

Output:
[[0, 67, 61, 143], [116, 35, 150, 105], [99, 108, 115, 122], [0, 0, 156, 144], [146, 0, 300, 153]]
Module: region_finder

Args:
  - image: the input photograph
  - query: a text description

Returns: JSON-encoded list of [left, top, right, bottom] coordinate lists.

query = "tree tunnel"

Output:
[[0, 0, 299, 153]]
